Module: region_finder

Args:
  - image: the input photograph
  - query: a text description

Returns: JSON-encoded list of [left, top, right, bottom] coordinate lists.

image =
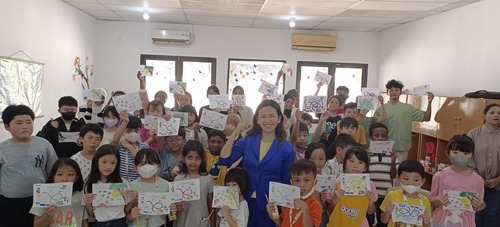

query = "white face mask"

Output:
[[125, 132, 140, 143], [138, 164, 158, 178], [401, 184, 421, 195]]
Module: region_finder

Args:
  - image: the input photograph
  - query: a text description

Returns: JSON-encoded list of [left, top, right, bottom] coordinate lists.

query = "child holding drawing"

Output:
[[304, 143, 330, 227], [218, 167, 250, 227], [429, 135, 485, 227], [266, 159, 323, 227]]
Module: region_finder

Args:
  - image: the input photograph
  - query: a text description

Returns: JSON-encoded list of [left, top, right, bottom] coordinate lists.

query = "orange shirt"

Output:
[[281, 195, 322, 227]]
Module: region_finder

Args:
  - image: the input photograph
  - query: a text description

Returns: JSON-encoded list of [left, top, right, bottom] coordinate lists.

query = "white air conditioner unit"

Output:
[[151, 30, 192, 45]]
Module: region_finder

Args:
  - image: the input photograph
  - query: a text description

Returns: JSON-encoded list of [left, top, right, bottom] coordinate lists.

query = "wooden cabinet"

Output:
[[435, 97, 485, 140]]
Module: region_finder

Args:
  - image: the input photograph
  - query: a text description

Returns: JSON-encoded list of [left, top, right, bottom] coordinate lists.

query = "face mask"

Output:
[[104, 118, 118, 127], [61, 112, 76, 120], [401, 184, 421, 195], [451, 156, 471, 169], [138, 164, 158, 178], [124, 132, 140, 143]]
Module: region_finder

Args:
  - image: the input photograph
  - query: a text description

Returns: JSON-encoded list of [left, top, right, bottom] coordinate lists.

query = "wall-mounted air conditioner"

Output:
[[292, 34, 336, 51], [151, 30, 192, 45]]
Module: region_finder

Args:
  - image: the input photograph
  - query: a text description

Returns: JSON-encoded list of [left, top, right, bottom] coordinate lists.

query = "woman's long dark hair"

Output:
[[84, 144, 122, 193], [181, 140, 208, 177], [47, 158, 84, 192], [246, 100, 287, 145]]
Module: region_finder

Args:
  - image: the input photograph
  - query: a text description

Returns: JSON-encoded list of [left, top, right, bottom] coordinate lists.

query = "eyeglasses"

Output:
[[166, 137, 183, 143]]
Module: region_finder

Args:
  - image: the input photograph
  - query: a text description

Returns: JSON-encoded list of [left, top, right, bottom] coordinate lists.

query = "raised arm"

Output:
[[423, 92, 434, 122], [220, 124, 247, 158], [314, 83, 323, 96], [290, 110, 303, 145], [377, 95, 387, 123], [112, 111, 129, 146], [312, 112, 329, 143]]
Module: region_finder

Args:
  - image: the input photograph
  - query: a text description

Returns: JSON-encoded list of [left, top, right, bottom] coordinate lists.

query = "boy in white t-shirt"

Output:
[[71, 123, 103, 181]]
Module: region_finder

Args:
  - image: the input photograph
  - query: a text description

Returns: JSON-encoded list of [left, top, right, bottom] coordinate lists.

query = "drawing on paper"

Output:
[[58, 132, 80, 143], [314, 71, 332, 85], [369, 141, 395, 154], [170, 111, 188, 127], [170, 179, 201, 202], [144, 115, 161, 130], [157, 118, 180, 137], [269, 182, 300, 209], [303, 96, 327, 113], [315, 175, 336, 193], [169, 81, 187, 94], [212, 186, 239, 210], [138, 192, 171, 215], [112, 92, 142, 112], [265, 94, 285, 111], [140, 65, 154, 77], [209, 95, 231, 111], [92, 183, 129, 207], [413, 85, 429, 96], [392, 203, 424, 226], [33, 183, 73, 207], [444, 190, 478, 211], [340, 174, 370, 196], [231, 95, 246, 107], [258, 80, 278, 96], [199, 109, 228, 131], [357, 88, 379, 110], [281, 64, 293, 77]]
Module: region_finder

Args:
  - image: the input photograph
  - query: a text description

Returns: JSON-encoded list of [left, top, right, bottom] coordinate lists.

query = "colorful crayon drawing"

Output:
[[369, 141, 395, 154], [170, 111, 188, 127], [58, 132, 80, 143], [281, 64, 293, 77], [303, 96, 327, 113], [170, 179, 201, 203], [314, 71, 332, 85], [112, 92, 142, 112], [392, 203, 424, 226], [212, 186, 239, 210], [258, 80, 278, 96], [33, 183, 73, 207], [169, 81, 187, 94], [209, 95, 231, 111], [357, 88, 379, 110], [340, 174, 370, 196], [138, 192, 171, 215], [199, 109, 228, 131], [314, 175, 336, 193], [82, 89, 104, 102], [144, 115, 161, 130], [413, 85, 429, 96], [92, 183, 129, 207], [444, 190, 478, 211], [269, 182, 300, 209], [140, 65, 154, 77], [157, 118, 180, 137], [231, 95, 246, 107]]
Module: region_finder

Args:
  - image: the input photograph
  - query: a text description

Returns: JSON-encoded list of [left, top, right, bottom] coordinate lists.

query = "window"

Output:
[[140, 55, 216, 112], [296, 61, 368, 119], [227, 59, 286, 111]]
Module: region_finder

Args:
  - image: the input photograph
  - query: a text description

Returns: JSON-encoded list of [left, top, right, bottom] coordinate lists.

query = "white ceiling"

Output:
[[62, 0, 481, 32]]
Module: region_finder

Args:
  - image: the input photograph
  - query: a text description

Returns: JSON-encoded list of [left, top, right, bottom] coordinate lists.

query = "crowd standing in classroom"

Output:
[[0, 73, 498, 227]]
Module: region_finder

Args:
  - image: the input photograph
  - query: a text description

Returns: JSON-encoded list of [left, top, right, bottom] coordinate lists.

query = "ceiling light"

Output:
[[142, 10, 150, 20], [289, 18, 296, 28]]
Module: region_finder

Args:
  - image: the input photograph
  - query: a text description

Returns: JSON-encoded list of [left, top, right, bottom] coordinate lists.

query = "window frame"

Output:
[[226, 58, 287, 95]]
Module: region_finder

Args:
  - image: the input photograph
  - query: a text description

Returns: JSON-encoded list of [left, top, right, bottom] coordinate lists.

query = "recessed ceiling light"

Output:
[[143, 9, 150, 20], [289, 18, 296, 28]]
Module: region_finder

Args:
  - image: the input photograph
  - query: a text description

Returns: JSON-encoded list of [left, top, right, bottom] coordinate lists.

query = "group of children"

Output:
[[0, 78, 487, 227]]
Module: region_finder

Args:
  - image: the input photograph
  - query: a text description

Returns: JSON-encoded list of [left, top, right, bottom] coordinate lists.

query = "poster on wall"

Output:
[[0, 56, 44, 117]]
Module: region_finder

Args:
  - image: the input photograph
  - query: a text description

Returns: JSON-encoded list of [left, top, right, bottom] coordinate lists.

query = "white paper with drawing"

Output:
[[209, 95, 231, 111], [258, 80, 278, 96], [315, 175, 336, 193], [266, 94, 285, 111], [112, 92, 142, 112], [170, 179, 200, 202], [58, 132, 80, 143], [92, 183, 129, 206], [170, 111, 188, 126], [82, 89, 104, 102], [357, 88, 379, 110], [212, 186, 239, 210], [303, 96, 327, 113], [369, 141, 395, 154], [139, 65, 154, 77], [199, 109, 228, 131], [157, 118, 180, 137], [138, 192, 171, 215], [281, 64, 293, 77], [340, 174, 371, 196], [413, 85, 430, 96], [231, 95, 246, 107], [391, 203, 425, 225], [269, 182, 300, 208], [169, 81, 187, 94], [443, 190, 478, 211], [144, 115, 161, 130], [314, 71, 333, 85], [33, 183, 73, 207]]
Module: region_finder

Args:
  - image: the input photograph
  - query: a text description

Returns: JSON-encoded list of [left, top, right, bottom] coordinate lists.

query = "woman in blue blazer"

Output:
[[220, 100, 295, 227]]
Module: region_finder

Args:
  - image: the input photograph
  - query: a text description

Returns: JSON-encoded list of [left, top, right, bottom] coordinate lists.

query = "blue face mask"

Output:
[[451, 156, 471, 169]]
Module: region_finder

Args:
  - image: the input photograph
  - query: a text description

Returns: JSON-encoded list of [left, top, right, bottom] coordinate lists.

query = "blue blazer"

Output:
[[219, 132, 295, 212]]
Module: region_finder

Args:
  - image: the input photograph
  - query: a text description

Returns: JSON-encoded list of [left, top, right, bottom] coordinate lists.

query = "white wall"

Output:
[[378, 0, 500, 96], [0, 0, 97, 140], [94, 21, 380, 95]]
